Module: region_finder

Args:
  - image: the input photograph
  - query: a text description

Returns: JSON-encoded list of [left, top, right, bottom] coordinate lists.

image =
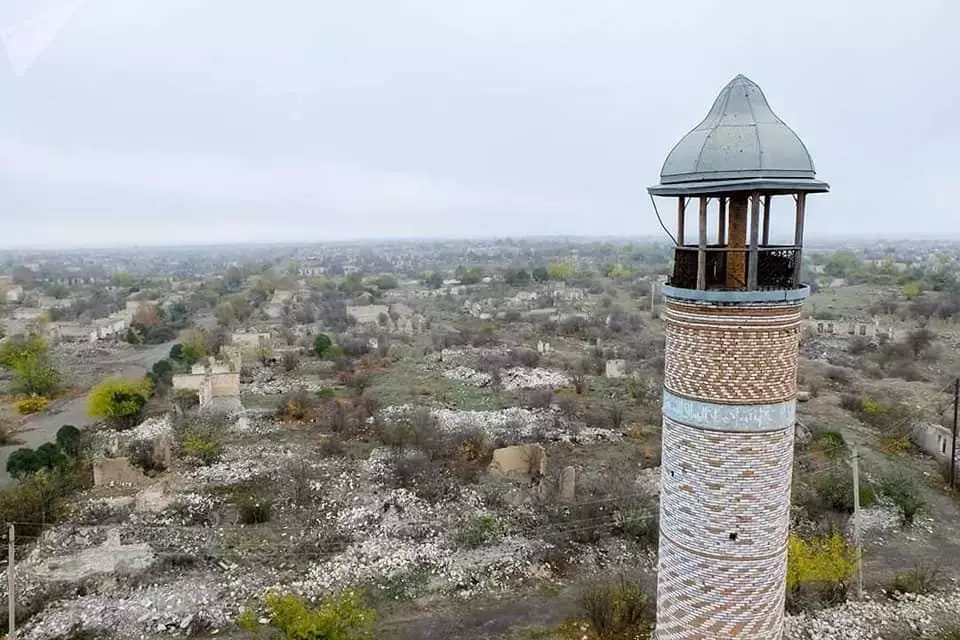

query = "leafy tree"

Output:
[[214, 302, 236, 327], [11, 265, 35, 286], [0, 334, 61, 397], [55, 425, 84, 459], [422, 271, 444, 289], [112, 270, 136, 287], [35, 443, 67, 471], [225, 265, 244, 290], [6, 448, 43, 480], [455, 266, 486, 285], [531, 266, 549, 282], [151, 359, 175, 387], [504, 267, 531, 286], [547, 261, 575, 282], [787, 532, 857, 606], [313, 333, 333, 357], [169, 343, 184, 361], [903, 281, 922, 299], [87, 378, 153, 429], [374, 275, 399, 290]]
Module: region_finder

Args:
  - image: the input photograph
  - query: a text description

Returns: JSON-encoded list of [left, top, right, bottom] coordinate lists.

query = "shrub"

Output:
[[878, 475, 928, 525], [839, 394, 863, 412], [276, 390, 318, 423], [814, 430, 848, 459], [238, 590, 374, 640], [455, 514, 504, 549], [182, 434, 222, 465], [55, 425, 85, 459], [891, 562, 943, 595], [786, 532, 857, 611], [16, 395, 50, 415], [6, 448, 44, 480], [580, 575, 654, 638], [524, 388, 554, 410], [813, 470, 876, 514], [86, 378, 153, 429]]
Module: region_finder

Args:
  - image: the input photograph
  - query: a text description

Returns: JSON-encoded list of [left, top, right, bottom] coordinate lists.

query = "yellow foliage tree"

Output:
[[786, 532, 857, 595], [547, 261, 575, 282], [86, 377, 153, 429]]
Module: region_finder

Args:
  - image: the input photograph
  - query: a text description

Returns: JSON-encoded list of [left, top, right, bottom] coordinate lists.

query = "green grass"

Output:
[[370, 358, 506, 410], [806, 284, 889, 319]]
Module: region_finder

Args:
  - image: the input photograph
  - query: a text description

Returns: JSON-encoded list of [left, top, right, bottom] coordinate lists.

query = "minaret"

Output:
[[648, 75, 828, 639]]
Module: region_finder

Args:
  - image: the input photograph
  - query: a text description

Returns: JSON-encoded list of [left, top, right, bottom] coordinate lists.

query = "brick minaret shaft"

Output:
[[647, 74, 829, 639], [655, 297, 802, 639]]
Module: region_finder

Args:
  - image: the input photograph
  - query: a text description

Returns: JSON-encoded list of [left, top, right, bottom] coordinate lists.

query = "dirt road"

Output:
[[0, 339, 178, 488]]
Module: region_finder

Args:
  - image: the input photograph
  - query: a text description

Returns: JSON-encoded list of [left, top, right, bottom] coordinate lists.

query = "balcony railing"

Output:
[[669, 245, 800, 291]]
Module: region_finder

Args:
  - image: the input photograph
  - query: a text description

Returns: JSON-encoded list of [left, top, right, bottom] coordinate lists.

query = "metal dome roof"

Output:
[[654, 75, 823, 190]]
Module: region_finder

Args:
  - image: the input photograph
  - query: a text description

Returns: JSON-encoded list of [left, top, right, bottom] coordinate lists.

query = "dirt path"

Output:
[[380, 588, 580, 640], [835, 421, 960, 585], [0, 339, 178, 488]]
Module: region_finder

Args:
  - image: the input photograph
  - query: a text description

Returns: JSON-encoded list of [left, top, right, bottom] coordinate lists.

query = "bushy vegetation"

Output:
[[15, 395, 50, 415], [878, 475, 928, 526], [237, 590, 374, 639], [0, 333, 62, 398], [86, 377, 153, 429], [6, 425, 88, 481], [579, 575, 655, 639], [455, 514, 504, 549], [786, 532, 858, 612]]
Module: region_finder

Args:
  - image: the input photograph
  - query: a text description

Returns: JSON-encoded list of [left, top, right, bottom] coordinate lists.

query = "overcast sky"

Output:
[[0, 0, 958, 248]]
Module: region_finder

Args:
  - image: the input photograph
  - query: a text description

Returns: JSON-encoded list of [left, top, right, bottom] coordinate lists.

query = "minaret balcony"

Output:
[[669, 244, 801, 291]]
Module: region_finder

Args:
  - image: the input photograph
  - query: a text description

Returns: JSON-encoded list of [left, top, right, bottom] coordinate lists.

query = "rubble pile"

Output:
[[785, 590, 960, 639], [185, 442, 301, 485], [500, 367, 570, 391], [443, 366, 493, 387], [381, 405, 621, 444]]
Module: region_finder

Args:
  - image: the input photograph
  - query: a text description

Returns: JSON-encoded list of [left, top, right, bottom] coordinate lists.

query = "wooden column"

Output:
[[717, 197, 727, 245], [677, 197, 686, 245], [793, 193, 807, 286], [762, 195, 771, 245], [747, 193, 761, 291], [697, 197, 708, 290], [725, 195, 748, 289]]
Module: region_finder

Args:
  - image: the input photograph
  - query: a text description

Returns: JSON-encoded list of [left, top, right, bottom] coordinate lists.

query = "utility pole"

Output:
[[8, 522, 15, 640], [951, 377, 959, 491], [852, 447, 864, 600]]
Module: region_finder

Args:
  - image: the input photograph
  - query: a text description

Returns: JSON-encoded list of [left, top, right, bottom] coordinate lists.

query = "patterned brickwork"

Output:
[[663, 299, 803, 405], [656, 294, 802, 640], [659, 417, 794, 557], [657, 533, 786, 639]]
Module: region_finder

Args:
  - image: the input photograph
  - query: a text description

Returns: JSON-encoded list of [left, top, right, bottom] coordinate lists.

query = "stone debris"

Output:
[[185, 442, 300, 485], [381, 405, 621, 444], [26, 529, 155, 583], [784, 590, 960, 639], [500, 367, 571, 391], [443, 366, 493, 387]]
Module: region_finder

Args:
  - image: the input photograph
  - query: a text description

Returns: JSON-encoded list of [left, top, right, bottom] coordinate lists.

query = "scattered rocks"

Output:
[[784, 590, 960, 639]]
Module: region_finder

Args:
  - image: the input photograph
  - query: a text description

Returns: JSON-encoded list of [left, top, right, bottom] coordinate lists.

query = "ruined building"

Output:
[[648, 75, 828, 639]]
